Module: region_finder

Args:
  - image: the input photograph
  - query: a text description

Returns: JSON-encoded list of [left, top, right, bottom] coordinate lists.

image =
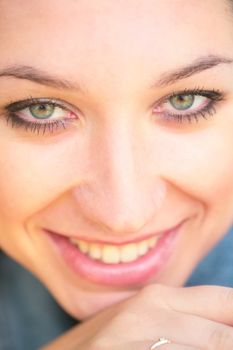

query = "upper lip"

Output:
[[44, 219, 186, 246]]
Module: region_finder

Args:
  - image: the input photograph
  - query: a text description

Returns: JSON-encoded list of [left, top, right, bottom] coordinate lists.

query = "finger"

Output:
[[152, 346, 198, 350], [141, 310, 233, 350], [145, 341, 198, 350], [147, 345, 198, 350], [142, 284, 233, 326], [111, 342, 198, 350]]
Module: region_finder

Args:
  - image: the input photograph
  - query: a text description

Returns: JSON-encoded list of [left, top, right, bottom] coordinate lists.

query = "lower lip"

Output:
[[44, 223, 182, 287]]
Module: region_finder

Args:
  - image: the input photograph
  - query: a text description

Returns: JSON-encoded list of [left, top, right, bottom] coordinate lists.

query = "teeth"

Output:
[[148, 237, 157, 248], [138, 240, 149, 256], [70, 235, 160, 264], [89, 244, 102, 260], [120, 243, 137, 263], [78, 240, 89, 254], [102, 246, 120, 264]]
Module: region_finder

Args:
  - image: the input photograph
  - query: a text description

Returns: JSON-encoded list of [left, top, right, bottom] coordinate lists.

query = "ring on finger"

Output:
[[150, 337, 171, 349]]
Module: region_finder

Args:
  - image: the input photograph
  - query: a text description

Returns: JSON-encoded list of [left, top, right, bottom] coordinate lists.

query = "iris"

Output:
[[29, 104, 54, 119], [170, 94, 194, 110]]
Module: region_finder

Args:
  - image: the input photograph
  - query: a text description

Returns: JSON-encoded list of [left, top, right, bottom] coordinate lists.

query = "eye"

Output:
[[29, 103, 59, 119], [4, 98, 78, 135], [165, 94, 206, 113], [21, 103, 70, 121], [153, 89, 224, 124]]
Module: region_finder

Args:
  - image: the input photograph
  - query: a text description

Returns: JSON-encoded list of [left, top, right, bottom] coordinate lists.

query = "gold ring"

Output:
[[150, 337, 171, 349]]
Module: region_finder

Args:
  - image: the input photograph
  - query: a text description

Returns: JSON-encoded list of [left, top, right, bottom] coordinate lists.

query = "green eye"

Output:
[[29, 104, 55, 119], [169, 94, 194, 110]]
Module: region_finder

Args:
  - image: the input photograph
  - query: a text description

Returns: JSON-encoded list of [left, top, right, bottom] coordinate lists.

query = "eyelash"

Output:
[[2, 88, 224, 136], [153, 88, 224, 124], [5, 98, 77, 135]]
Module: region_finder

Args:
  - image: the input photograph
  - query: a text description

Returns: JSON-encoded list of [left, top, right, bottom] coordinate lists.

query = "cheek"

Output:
[[156, 122, 233, 208], [0, 120, 233, 224], [0, 135, 86, 222]]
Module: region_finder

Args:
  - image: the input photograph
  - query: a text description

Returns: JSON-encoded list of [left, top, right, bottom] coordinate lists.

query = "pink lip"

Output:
[[44, 221, 184, 287]]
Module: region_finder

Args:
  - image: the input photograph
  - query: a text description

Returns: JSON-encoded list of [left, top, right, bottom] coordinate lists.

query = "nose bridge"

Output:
[[77, 119, 166, 234], [104, 124, 145, 218]]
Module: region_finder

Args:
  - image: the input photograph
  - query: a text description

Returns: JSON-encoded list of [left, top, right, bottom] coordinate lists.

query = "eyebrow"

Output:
[[153, 55, 233, 88], [0, 65, 83, 91], [0, 55, 232, 92]]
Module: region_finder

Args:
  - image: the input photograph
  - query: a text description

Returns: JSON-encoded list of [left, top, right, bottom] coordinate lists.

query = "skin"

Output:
[[0, 0, 233, 327]]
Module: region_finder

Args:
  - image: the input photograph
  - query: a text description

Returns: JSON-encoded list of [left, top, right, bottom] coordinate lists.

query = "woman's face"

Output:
[[0, 0, 233, 319]]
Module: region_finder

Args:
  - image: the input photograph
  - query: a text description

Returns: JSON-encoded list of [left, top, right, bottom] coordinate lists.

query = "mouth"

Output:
[[44, 221, 185, 287], [69, 234, 159, 264]]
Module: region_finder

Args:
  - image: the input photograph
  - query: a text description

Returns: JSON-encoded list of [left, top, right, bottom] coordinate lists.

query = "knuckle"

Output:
[[86, 343, 100, 350], [87, 329, 115, 350], [208, 326, 233, 349], [137, 283, 171, 309], [221, 287, 233, 310], [140, 283, 167, 299]]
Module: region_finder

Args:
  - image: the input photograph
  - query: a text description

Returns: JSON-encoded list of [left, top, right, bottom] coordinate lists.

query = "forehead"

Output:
[[0, 0, 232, 89]]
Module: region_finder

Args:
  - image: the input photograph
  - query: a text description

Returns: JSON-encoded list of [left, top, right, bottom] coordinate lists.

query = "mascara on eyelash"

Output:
[[169, 88, 224, 100], [163, 103, 217, 124], [3, 88, 226, 135], [155, 88, 224, 124], [6, 112, 68, 134], [6, 98, 60, 112]]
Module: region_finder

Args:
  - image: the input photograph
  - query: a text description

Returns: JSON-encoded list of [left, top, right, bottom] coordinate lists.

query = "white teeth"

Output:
[[148, 237, 157, 248], [120, 243, 137, 263], [138, 240, 149, 256], [89, 244, 102, 260], [102, 246, 120, 264], [70, 235, 160, 264], [78, 241, 89, 254]]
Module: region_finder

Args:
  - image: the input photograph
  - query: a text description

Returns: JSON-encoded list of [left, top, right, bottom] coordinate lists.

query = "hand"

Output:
[[41, 284, 233, 349]]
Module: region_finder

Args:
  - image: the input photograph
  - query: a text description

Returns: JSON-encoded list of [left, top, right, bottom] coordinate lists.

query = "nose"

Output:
[[73, 122, 166, 235]]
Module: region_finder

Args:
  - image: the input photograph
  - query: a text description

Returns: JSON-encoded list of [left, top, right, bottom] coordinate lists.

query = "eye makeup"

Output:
[[4, 97, 78, 135], [153, 88, 225, 124], [0, 88, 226, 136]]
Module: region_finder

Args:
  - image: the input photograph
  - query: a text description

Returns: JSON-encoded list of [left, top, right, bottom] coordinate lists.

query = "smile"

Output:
[[45, 220, 185, 287], [69, 235, 160, 264]]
